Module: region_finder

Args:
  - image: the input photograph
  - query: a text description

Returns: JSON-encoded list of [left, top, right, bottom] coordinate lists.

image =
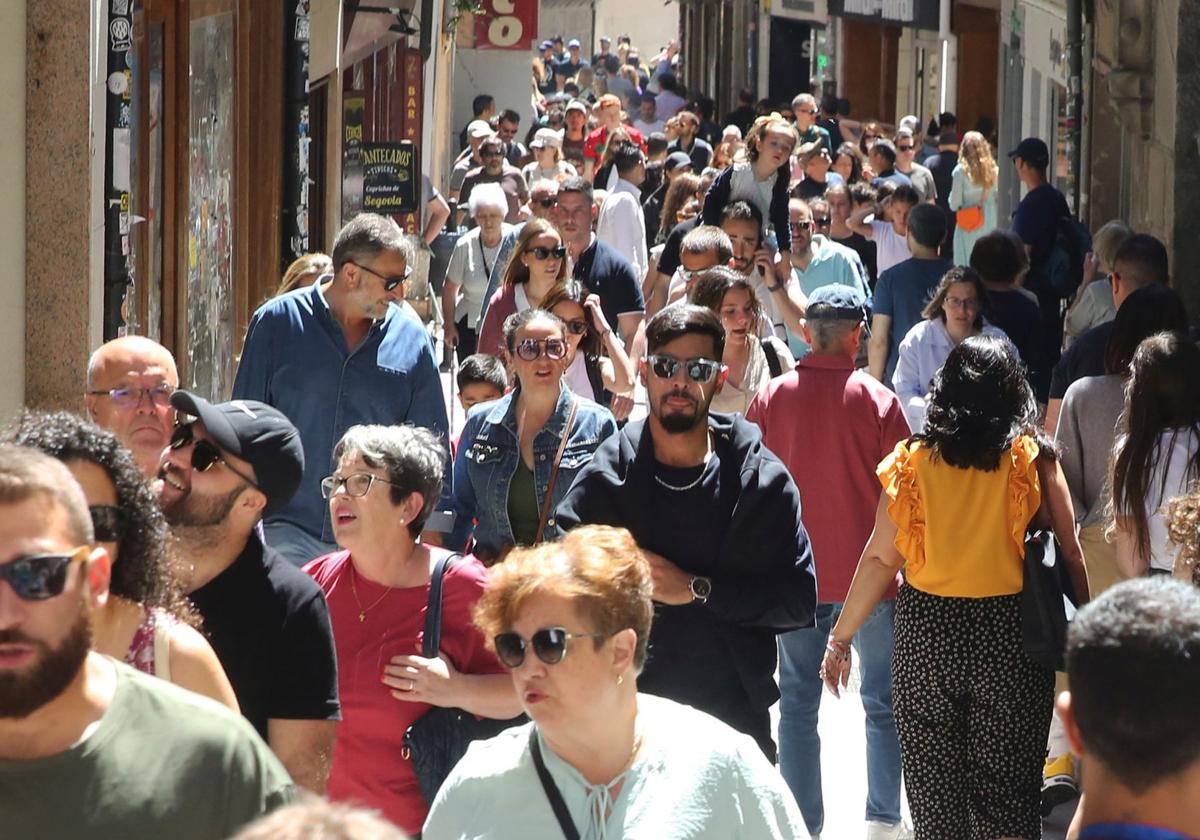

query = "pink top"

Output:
[[747, 353, 911, 602], [304, 550, 504, 834], [124, 606, 174, 675], [477, 285, 519, 358]]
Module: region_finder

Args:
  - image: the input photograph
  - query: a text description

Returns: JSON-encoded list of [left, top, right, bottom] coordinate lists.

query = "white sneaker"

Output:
[[866, 821, 914, 840]]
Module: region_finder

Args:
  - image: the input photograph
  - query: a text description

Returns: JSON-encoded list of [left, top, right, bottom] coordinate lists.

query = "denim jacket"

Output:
[[449, 382, 616, 557]]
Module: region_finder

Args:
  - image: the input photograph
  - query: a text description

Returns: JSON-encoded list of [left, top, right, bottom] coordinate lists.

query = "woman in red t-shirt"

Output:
[[305, 424, 520, 834]]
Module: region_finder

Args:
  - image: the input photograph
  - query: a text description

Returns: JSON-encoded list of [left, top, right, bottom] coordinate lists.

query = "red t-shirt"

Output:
[[746, 354, 911, 603], [304, 550, 504, 834], [583, 124, 647, 162]]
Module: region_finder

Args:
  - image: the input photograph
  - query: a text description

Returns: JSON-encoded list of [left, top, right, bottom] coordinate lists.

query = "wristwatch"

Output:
[[689, 575, 712, 604]]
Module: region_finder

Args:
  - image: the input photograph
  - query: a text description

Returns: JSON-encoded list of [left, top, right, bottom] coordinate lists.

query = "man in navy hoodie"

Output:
[[556, 304, 816, 760]]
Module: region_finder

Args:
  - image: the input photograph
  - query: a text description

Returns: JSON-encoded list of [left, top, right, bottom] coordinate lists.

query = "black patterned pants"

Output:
[[893, 584, 1055, 840]]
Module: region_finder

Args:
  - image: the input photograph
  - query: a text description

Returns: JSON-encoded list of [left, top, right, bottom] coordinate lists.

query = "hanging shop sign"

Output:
[[473, 0, 538, 50], [361, 141, 420, 214], [828, 0, 939, 31]]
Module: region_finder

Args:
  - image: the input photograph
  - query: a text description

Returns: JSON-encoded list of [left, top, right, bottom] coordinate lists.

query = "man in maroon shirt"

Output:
[[746, 284, 911, 840]]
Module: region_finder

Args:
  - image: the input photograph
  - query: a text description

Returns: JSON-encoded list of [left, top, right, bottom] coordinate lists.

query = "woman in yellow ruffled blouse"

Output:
[[821, 336, 1088, 840]]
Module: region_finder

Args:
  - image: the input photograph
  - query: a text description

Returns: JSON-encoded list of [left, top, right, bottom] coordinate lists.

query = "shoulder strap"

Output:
[[763, 338, 782, 378], [535, 399, 579, 544], [530, 730, 582, 840], [421, 552, 464, 658]]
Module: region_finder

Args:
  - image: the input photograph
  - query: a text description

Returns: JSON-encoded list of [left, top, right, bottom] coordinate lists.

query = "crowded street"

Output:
[[1, 0, 1198, 839]]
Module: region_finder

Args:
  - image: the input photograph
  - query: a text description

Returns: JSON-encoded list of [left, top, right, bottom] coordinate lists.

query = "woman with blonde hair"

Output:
[[275, 253, 333, 297], [949, 130, 1000, 264], [1063, 219, 1133, 347], [476, 218, 570, 356], [423, 526, 805, 838]]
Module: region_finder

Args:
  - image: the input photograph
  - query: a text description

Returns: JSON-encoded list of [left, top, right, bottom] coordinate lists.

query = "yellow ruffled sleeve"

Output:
[[1008, 435, 1043, 557], [878, 440, 925, 575]]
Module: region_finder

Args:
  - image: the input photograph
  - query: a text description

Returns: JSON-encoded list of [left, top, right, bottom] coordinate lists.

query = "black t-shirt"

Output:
[[1013, 183, 1071, 270], [925, 150, 958, 214], [987, 288, 1049, 399], [574, 239, 646, 330], [833, 232, 878, 288], [792, 178, 831, 201], [656, 216, 701, 280], [1050, 320, 1112, 399], [723, 105, 756, 135], [189, 534, 341, 739]]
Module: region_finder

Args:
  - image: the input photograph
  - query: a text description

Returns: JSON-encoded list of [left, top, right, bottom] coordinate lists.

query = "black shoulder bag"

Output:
[[1021, 530, 1079, 672], [402, 552, 522, 804], [530, 729, 582, 840]]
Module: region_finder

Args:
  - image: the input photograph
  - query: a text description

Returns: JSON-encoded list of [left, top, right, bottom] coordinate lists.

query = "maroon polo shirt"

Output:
[[746, 353, 911, 603]]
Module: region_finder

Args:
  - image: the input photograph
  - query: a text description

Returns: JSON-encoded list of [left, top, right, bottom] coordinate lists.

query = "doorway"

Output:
[[768, 17, 812, 106]]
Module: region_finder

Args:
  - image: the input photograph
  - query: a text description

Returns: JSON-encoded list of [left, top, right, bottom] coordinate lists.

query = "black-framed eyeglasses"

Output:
[[352, 262, 413, 292], [563, 319, 588, 336], [89, 505, 125, 543], [0, 546, 88, 601], [647, 354, 722, 383], [530, 245, 567, 261], [515, 338, 568, 361], [169, 423, 261, 489], [493, 626, 609, 668], [320, 472, 400, 499], [85, 384, 175, 408]]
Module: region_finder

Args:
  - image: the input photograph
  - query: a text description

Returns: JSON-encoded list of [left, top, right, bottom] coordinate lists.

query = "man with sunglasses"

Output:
[[556, 305, 816, 759], [85, 335, 179, 479], [894, 127, 937, 204], [158, 391, 340, 794], [791, 92, 834, 157], [0, 445, 293, 837], [233, 213, 449, 567], [457, 135, 529, 226]]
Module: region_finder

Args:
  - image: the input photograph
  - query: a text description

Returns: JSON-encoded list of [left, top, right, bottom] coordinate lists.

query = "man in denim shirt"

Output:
[[233, 214, 448, 566]]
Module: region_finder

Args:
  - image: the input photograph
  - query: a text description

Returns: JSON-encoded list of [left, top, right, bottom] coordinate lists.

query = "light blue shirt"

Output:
[[787, 235, 872, 358], [423, 695, 804, 840]]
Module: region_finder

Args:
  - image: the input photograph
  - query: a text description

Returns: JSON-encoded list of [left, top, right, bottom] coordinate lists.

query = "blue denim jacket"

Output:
[[449, 382, 616, 557], [232, 278, 449, 544]]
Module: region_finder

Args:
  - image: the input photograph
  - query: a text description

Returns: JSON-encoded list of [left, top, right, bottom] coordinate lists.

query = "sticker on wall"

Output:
[[107, 71, 129, 96], [110, 17, 132, 52], [112, 0, 130, 14]]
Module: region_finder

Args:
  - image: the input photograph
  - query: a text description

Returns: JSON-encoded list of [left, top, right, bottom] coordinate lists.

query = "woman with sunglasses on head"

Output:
[[423, 525, 804, 839], [304, 424, 520, 835], [450, 309, 617, 565], [443, 183, 514, 362], [542, 281, 635, 406], [689, 266, 795, 415], [477, 218, 571, 358], [9, 411, 237, 710], [892, 266, 1014, 432]]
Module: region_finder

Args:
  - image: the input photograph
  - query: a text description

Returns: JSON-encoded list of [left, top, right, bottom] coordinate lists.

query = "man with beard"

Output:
[[556, 305, 816, 759], [457, 134, 529, 225], [85, 336, 179, 479], [157, 391, 339, 794], [233, 214, 447, 564], [0, 445, 292, 837]]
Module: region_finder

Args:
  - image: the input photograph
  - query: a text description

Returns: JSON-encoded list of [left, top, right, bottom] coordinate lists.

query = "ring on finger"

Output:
[[407, 679, 414, 691]]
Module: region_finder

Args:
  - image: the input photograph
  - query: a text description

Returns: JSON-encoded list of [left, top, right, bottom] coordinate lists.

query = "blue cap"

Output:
[[539, 40, 554, 50], [1007, 137, 1050, 168], [806, 284, 867, 320]]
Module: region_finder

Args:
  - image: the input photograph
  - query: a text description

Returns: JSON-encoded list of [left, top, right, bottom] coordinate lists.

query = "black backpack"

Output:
[[1043, 214, 1092, 300]]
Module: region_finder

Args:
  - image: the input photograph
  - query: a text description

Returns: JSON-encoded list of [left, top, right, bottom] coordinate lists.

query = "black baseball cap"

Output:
[[169, 391, 305, 515], [1008, 137, 1050, 168], [665, 151, 693, 172]]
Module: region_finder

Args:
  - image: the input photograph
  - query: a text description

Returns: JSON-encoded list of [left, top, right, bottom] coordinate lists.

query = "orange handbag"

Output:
[[956, 187, 987, 232]]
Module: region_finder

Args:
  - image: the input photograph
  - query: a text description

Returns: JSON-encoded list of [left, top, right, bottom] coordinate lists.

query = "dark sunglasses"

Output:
[[0, 547, 88, 601], [563, 319, 588, 336], [529, 245, 567, 261], [480, 149, 504, 158], [814, 216, 831, 226], [515, 338, 568, 362], [533, 197, 557, 209], [494, 626, 608, 668], [897, 145, 915, 152], [790, 220, 813, 231], [647, 354, 721, 383], [169, 423, 261, 489], [353, 262, 414, 292], [89, 505, 125, 543]]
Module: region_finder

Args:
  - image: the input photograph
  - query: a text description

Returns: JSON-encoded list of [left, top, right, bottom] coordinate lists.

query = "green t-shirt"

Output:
[[0, 659, 294, 839]]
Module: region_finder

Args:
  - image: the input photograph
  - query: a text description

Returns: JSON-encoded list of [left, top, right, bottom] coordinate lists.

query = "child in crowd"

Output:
[[452, 354, 508, 457], [848, 180, 921, 275]]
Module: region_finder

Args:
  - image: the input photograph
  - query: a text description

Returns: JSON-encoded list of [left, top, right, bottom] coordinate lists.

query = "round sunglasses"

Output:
[[493, 626, 609, 668], [646, 354, 721, 384], [514, 338, 568, 362]]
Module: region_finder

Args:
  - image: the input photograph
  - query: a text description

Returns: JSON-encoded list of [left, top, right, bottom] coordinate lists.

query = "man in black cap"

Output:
[[156, 391, 339, 794], [642, 150, 694, 242], [1010, 136, 1071, 358]]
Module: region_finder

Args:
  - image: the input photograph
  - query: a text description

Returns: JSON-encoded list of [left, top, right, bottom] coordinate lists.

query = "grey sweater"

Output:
[[1056, 374, 1125, 527]]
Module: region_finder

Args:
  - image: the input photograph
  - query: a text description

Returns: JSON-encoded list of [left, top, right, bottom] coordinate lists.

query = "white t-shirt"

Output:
[[869, 219, 913, 275], [1143, 429, 1200, 571]]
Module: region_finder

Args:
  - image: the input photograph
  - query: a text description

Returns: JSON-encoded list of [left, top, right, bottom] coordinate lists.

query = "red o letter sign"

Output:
[[473, 0, 536, 50]]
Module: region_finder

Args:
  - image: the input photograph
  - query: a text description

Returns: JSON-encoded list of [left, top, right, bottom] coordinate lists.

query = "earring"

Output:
[[398, 517, 406, 526], [617, 674, 624, 687]]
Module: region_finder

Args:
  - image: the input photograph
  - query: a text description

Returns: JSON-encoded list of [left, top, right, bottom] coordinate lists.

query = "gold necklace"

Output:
[[349, 562, 393, 622]]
